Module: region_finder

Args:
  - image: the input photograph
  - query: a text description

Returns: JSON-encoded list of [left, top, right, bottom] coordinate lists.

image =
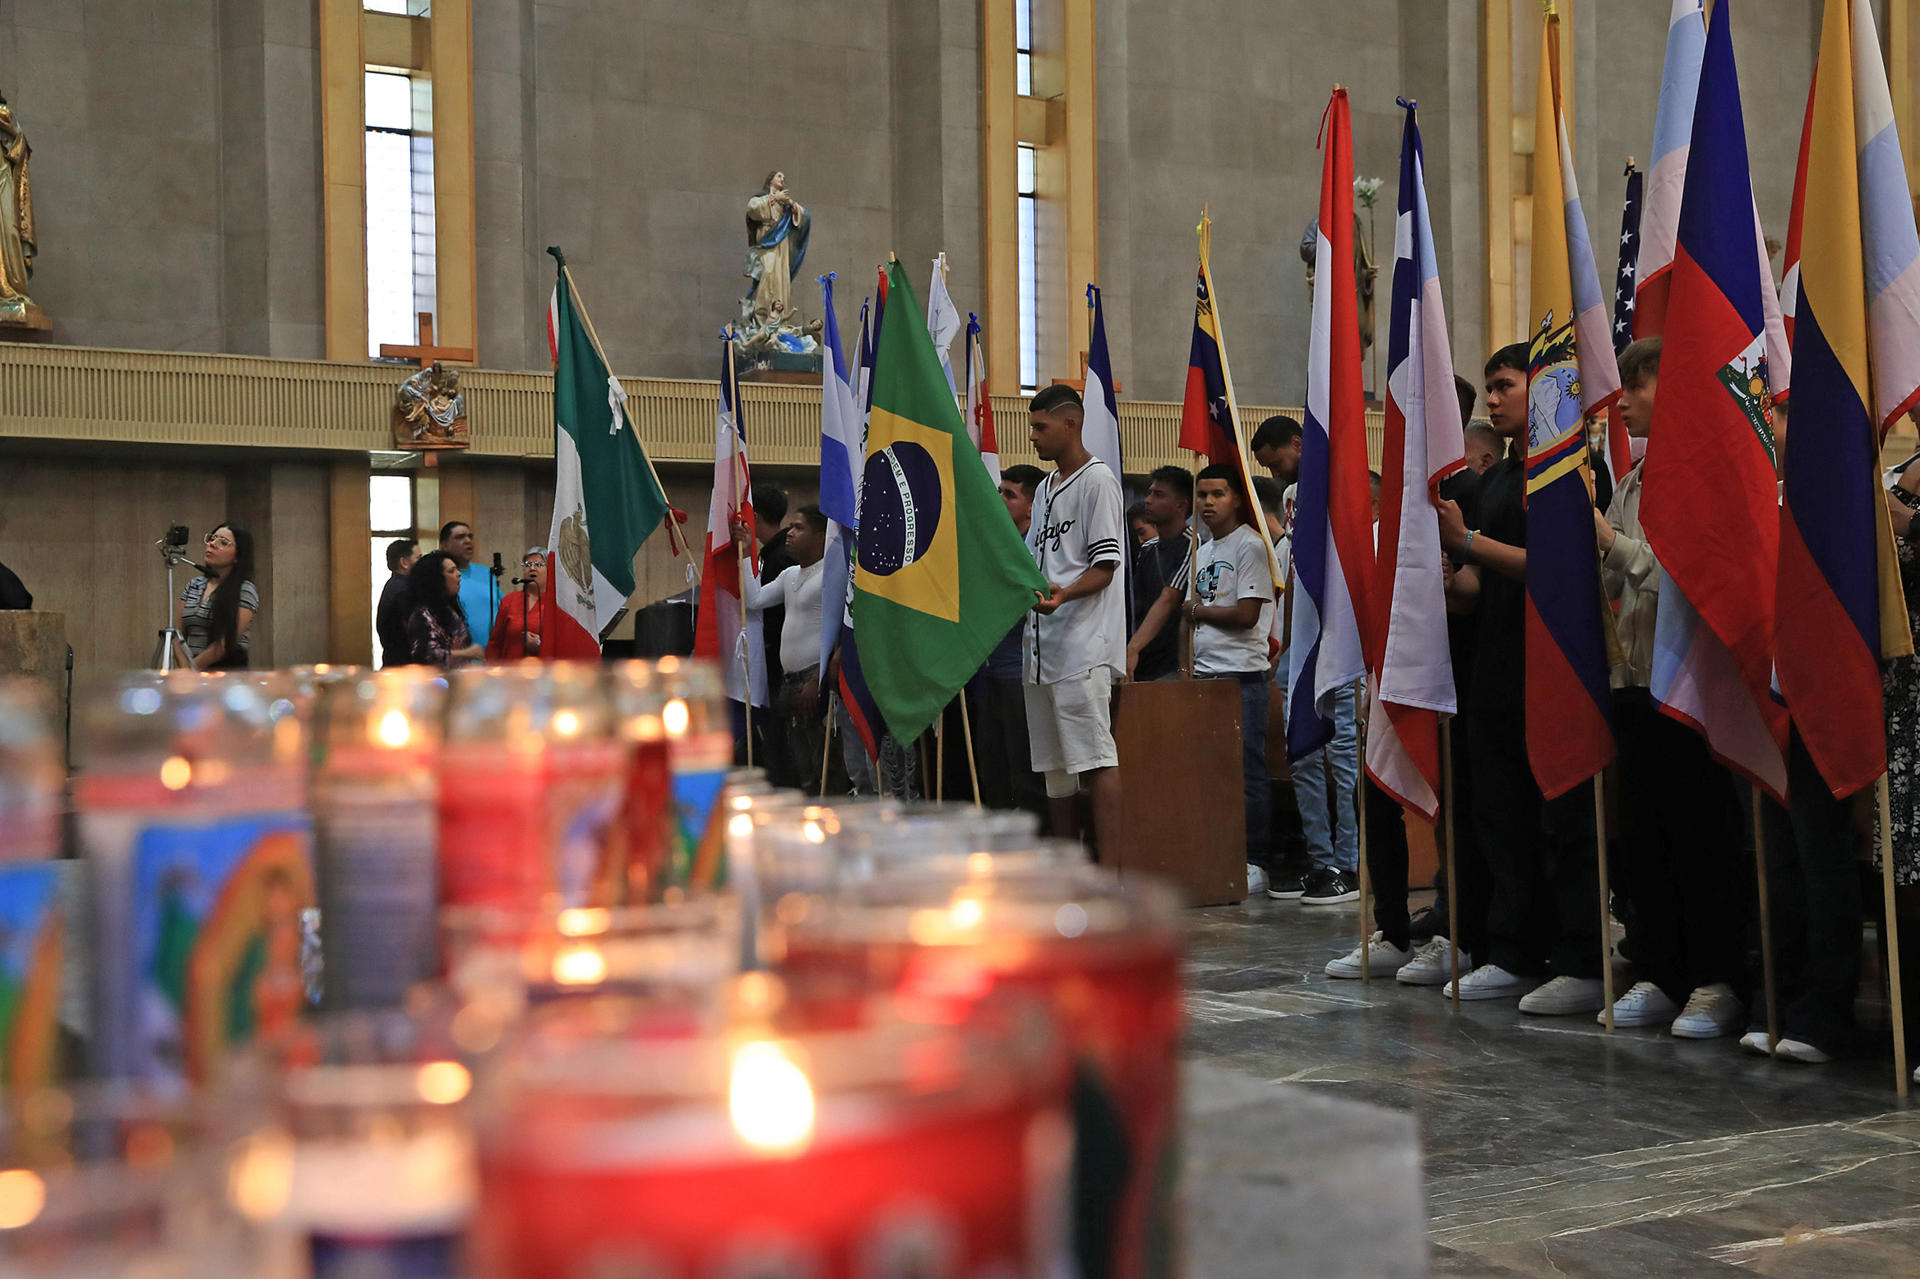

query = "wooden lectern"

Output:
[[1107, 677, 1247, 905]]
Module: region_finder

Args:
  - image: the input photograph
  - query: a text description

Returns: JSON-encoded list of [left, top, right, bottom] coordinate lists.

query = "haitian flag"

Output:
[[1777, 0, 1920, 798], [1637, 0, 1788, 798], [1524, 9, 1617, 799], [851, 260, 1045, 742], [1365, 99, 1465, 822], [1287, 88, 1374, 764]]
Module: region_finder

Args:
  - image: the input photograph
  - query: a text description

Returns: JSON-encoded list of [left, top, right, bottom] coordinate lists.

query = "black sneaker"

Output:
[[1302, 868, 1361, 906], [1266, 869, 1307, 900]]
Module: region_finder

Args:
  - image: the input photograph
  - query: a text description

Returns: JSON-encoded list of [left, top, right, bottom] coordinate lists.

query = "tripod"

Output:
[[151, 538, 199, 671]]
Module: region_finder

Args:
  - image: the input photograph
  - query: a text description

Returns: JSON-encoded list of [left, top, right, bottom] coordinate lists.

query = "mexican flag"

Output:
[[851, 260, 1045, 741], [545, 248, 674, 657]]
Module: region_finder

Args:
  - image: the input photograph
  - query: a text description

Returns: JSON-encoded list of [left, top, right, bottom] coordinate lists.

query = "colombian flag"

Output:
[[1777, 0, 1920, 799], [851, 260, 1045, 743], [1524, 9, 1617, 799]]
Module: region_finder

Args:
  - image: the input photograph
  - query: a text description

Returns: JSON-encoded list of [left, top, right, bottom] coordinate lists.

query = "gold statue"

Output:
[[0, 91, 45, 330]]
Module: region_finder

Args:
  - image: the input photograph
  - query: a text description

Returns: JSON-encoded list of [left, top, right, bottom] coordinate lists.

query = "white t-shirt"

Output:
[[1023, 456, 1126, 684], [742, 558, 825, 677], [1187, 523, 1276, 676]]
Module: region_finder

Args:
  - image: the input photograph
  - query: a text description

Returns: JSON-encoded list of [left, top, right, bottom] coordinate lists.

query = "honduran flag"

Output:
[[1777, 0, 1920, 799], [817, 273, 861, 679], [1083, 285, 1122, 481], [1637, 0, 1788, 799], [1523, 10, 1617, 799], [1365, 100, 1465, 823], [693, 334, 767, 708], [964, 313, 999, 481], [1635, 0, 1789, 402], [1287, 88, 1375, 764]]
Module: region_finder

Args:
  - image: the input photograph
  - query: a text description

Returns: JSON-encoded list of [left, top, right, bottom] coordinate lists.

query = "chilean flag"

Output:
[[964, 313, 999, 480], [1637, 0, 1788, 799], [1365, 100, 1465, 823], [693, 336, 767, 708], [1287, 87, 1374, 763]]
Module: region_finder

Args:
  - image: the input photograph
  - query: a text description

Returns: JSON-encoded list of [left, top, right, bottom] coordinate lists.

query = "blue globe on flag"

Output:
[[859, 442, 943, 576]]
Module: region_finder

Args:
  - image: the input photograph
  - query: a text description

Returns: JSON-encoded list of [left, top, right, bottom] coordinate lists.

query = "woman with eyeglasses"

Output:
[[174, 521, 259, 670], [485, 547, 549, 661]]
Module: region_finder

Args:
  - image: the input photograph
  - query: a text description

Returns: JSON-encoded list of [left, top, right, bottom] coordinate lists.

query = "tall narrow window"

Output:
[[1017, 143, 1039, 392], [368, 474, 415, 666], [365, 70, 436, 359], [1015, 0, 1033, 96]]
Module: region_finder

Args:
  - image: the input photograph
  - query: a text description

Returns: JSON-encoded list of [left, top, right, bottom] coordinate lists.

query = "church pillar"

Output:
[[328, 458, 374, 667]]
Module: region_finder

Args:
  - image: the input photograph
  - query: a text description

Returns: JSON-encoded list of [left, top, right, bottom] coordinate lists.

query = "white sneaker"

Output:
[[1774, 1037, 1833, 1065], [1245, 864, 1268, 897], [1601, 981, 1678, 1028], [1443, 964, 1536, 1001], [1519, 976, 1606, 1016], [1738, 1028, 1773, 1057], [1396, 936, 1472, 987], [1670, 983, 1745, 1040], [1324, 932, 1411, 980]]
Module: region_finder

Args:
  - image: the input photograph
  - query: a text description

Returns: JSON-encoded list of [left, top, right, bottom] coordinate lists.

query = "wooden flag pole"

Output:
[[819, 697, 836, 796], [936, 709, 946, 803], [1752, 788, 1779, 1052], [1879, 774, 1909, 1098], [959, 694, 983, 807], [1441, 718, 1461, 1012], [738, 533, 756, 770], [1595, 771, 1615, 1032]]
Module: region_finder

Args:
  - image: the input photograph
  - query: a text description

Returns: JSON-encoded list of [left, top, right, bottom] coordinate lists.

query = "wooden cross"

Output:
[[1051, 349, 1122, 395], [379, 312, 474, 366]]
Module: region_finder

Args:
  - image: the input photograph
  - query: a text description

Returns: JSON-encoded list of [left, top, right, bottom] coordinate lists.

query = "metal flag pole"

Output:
[[1879, 773, 1909, 1097], [1595, 771, 1615, 1032], [1753, 787, 1780, 1052], [1357, 695, 1371, 985], [1441, 718, 1461, 1011]]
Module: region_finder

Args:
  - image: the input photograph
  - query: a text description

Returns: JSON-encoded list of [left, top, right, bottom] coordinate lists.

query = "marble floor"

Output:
[[1182, 894, 1920, 1278]]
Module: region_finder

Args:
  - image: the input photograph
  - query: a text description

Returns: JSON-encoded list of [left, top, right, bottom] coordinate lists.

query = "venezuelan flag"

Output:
[[1524, 9, 1617, 800], [1777, 0, 1919, 799]]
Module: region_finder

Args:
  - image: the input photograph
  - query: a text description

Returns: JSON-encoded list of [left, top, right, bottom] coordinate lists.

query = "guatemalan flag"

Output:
[[1634, 0, 1790, 403], [964, 313, 999, 481], [1287, 87, 1374, 764], [693, 335, 767, 709], [1638, 0, 1788, 799], [1365, 101, 1465, 823], [1523, 10, 1617, 799], [926, 253, 962, 398], [1777, 0, 1920, 799], [817, 274, 861, 679], [1083, 285, 1122, 480]]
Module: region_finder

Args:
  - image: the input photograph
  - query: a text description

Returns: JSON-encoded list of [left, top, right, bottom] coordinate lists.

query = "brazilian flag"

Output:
[[853, 261, 1046, 741]]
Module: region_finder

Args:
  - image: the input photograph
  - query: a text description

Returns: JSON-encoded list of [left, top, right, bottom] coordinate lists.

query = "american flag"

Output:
[[1612, 160, 1642, 355]]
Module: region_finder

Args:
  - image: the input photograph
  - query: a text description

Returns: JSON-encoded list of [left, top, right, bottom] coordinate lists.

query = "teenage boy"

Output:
[[1436, 343, 1604, 1016], [1024, 385, 1127, 849], [1127, 465, 1196, 682]]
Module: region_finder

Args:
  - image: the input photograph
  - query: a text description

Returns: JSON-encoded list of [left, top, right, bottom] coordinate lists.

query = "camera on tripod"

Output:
[[152, 524, 198, 670], [156, 524, 193, 566]]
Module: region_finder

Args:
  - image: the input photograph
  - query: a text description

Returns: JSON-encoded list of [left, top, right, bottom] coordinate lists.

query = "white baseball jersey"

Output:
[[1023, 456, 1126, 684]]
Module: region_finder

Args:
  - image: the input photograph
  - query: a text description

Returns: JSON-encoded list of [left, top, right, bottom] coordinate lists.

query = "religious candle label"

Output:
[[0, 860, 79, 1092], [668, 730, 732, 890], [439, 752, 548, 908], [317, 782, 439, 1010]]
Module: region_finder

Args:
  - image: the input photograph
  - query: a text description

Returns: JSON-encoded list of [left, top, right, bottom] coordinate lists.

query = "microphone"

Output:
[[490, 552, 504, 578], [511, 576, 533, 585]]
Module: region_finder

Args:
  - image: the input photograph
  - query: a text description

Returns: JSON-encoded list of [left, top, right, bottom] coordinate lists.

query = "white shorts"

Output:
[[1023, 668, 1118, 797]]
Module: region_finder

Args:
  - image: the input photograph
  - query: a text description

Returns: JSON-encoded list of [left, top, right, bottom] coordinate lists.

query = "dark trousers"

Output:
[[976, 677, 1047, 821], [1614, 689, 1746, 1004], [776, 672, 844, 797], [1369, 720, 1489, 956], [1230, 673, 1273, 871], [1470, 711, 1601, 978], [1760, 730, 1864, 1054]]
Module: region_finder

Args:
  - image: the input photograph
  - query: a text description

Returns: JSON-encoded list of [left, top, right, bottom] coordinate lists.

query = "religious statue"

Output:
[[0, 91, 47, 331], [736, 170, 822, 370], [392, 360, 470, 450], [1299, 210, 1378, 353]]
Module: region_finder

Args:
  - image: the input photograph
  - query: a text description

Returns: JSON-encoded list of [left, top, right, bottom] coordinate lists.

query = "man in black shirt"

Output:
[[1433, 343, 1603, 1016], [375, 538, 417, 667], [1125, 465, 1194, 682]]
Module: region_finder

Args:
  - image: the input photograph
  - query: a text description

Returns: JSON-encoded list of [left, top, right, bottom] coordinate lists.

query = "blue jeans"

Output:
[[1289, 680, 1359, 873], [1225, 673, 1272, 869]]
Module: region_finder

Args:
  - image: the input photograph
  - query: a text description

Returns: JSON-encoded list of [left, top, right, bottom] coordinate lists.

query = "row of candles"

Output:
[[0, 662, 1184, 1279]]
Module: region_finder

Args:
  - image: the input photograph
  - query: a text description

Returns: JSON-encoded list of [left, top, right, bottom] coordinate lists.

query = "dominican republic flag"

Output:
[[1365, 100, 1466, 823], [926, 253, 962, 398], [817, 273, 862, 679], [1779, 81, 1815, 348], [1287, 87, 1375, 764], [1523, 10, 1618, 798], [1777, 0, 1920, 798], [693, 335, 767, 708], [964, 313, 999, 480], [1635, 0, 1789, 401], [1083, 285, 1122, 480], [544, 248, 672, 658], [1638, 0, 1788, 799]]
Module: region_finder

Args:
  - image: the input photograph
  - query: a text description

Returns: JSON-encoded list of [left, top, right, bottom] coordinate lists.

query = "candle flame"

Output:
[[663, 698, 690, 737], [375, 708, 413, 748], [227, 1129, 295, 1221], [415, 1060, 472, 1105], [729, 812, 754, 838], [552, 709, 582, 738], [551, 944, 607, 987], [802, 820, 826, 845], [556, 907, 611, 937], [728, 1041, 815, 1155], [0, 1169, 45, 1230], [159, 755, 192, 791], [949, 897, 985, 930]]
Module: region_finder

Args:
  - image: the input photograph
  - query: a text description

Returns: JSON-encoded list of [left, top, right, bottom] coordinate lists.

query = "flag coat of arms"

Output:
[[545, 248, 672, 658], [851, 260, 1045, 743], [1777, 0, 1920, 798], [693, 338, 767, 708], [1637, 0, 1788, 799], [1287, 88, 1376, 764], [1366, 100, 1466, 822], [1524, 10, 1618, 799]]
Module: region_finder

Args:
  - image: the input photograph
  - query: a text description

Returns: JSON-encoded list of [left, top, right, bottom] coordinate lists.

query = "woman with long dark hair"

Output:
[[404, 550, 484, 667], [174, 521, 258, 670]]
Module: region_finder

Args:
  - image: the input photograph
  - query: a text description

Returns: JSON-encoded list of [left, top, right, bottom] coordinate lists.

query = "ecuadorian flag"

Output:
[[851, 260, 1045, 742], [1777, 0, 1919, 799], [1524, 9, 1618, 800]]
